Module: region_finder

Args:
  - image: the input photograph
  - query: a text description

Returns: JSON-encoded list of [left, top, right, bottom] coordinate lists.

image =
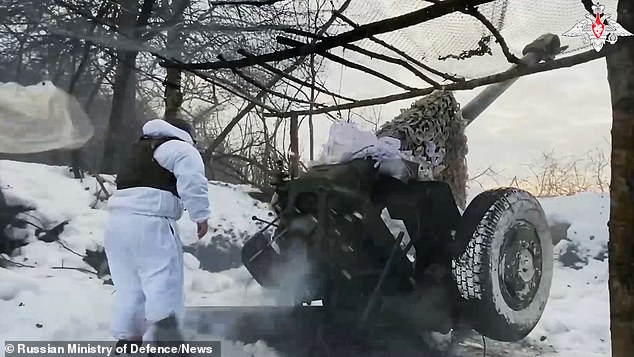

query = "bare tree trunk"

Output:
[[606, 1, 634, 356], [308, 53, 316, 161], [102, 0, 142, 173], [14, 41, 24, 82], [102, 53, 139, 173], [66, 1, 112, 178], [163, 0, 188, 121], [289, 114, 299, 178], [163, 69, 183, 120], [102, 0, 159, 173], [86, 61, 116, 110]]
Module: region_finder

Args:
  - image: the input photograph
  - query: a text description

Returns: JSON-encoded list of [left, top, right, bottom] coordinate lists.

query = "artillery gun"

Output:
[[187, 34, 563, 356]]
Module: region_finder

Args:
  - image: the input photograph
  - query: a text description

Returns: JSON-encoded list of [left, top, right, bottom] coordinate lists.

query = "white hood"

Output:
[[142, 119, 194, 145], [108, 118, 210, 222]]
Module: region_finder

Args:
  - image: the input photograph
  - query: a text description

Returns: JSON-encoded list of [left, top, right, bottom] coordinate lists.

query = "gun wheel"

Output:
[[452, 188, 553, 342]]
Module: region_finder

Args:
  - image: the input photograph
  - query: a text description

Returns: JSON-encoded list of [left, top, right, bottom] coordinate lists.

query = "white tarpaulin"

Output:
[[313, 121, 422, 181], [314, 121, 402, 164], [0, 81, 94, 154]]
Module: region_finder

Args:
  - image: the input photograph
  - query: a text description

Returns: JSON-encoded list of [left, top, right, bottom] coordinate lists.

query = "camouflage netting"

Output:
[[326, 0, 624, 210], [186, 0, 617, 80], [339, 1, 623, 209], [376, 91, 468, 209], [340, 0, 619, 80]]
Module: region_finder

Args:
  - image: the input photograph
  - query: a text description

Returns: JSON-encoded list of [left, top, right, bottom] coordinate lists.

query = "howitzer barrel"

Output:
[[462, 34, 565, 126]]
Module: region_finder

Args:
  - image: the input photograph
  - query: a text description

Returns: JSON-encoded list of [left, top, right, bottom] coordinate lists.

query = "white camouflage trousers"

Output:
[[104, 212, 185, 340]]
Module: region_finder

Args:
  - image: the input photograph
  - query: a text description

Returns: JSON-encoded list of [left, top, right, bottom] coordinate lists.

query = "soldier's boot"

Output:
[[151, 314, 190, 357]]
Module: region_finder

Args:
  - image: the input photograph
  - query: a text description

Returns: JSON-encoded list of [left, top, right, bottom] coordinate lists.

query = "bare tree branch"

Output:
[[161, 0, 496, 70], [211, 153, 271, 173], [277, 36, 416, 91], [208, 0, 287, 6], [217, 54, 328, 107], [283, 27, 441, 87], [203, 0, 353, 157], [463, 5, 520, 64], [52, 266, 99, 275], [68, 1, 113, 93], [237, 49, 357, 102], [264, 48, 609, 117], [342, 43, 440, 87], [333, 10, 465, 83]]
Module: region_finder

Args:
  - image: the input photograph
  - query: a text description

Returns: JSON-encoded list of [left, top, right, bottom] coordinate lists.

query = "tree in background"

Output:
[[606, 0, 634, 355], [0, 0, 319, 178]]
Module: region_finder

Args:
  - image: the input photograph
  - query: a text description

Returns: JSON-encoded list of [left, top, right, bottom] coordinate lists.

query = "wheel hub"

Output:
[[517, 248, 535, 282], [499, 222, 543, 311]]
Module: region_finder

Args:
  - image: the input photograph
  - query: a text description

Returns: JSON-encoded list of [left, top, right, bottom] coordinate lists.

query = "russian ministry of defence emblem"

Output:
[[563, 2, 633, 52]]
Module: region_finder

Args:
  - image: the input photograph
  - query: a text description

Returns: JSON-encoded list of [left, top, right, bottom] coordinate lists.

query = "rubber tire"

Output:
[[451, 188, 553, 342]]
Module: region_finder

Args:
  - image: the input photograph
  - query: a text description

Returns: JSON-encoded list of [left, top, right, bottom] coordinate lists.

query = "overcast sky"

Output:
[[286, 0, 617, 190], [456, 58, 612, 183], [299, 54, 613, 189]]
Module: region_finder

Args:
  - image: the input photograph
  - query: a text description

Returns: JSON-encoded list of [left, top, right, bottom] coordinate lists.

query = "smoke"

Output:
[[268, 235, 317, 306], [182, 227, 319, 351], [380, 263, 455, 334], [249, 214, 319, 306], [182, 242, 464, 356]]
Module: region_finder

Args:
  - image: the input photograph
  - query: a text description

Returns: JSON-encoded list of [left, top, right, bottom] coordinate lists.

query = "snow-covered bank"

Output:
[[0, 160, 611, 356], [528, 192, 611, 357], [0, 160, 280, 356]]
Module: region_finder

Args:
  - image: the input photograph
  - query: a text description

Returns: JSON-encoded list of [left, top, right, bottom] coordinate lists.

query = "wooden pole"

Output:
[[289, 114, 299, 178]]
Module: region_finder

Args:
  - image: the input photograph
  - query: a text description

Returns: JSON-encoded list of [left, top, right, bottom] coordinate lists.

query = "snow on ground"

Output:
[[0, 160, 612, 356], [527, 192, 611, 357], [173, 180, 273, 248], [0, 160, 280, 357]]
